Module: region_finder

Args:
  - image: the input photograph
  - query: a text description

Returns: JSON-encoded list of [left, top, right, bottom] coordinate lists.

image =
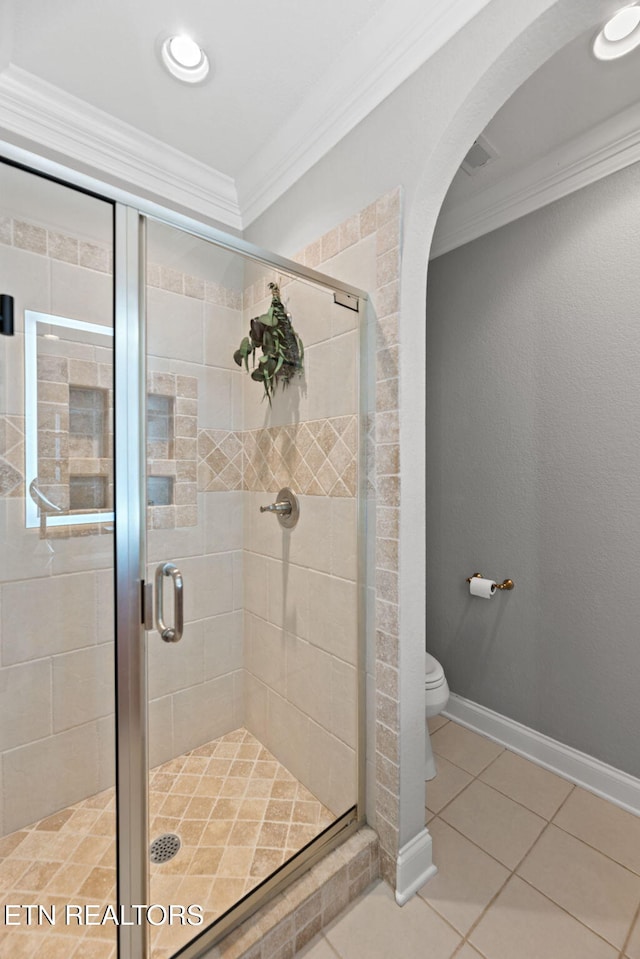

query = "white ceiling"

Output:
[[434, 19, 640, 254], [2, 2, 640, 237], [0, 0, 495, 228], [8, 0, 390, 176]]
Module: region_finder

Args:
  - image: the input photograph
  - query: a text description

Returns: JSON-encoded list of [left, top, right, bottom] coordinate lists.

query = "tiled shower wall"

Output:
[[0, 217, 116, 835], [144, 253, 245, 772], [287, 191, 402, 884], [0, 215, 368, 833], [240, 269, 361, 816], [0, 194, 401, 880]]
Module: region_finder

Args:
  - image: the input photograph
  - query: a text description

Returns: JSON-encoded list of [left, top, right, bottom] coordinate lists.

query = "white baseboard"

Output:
[[444, 694, 640, 817], [395, 828, 437, 905]]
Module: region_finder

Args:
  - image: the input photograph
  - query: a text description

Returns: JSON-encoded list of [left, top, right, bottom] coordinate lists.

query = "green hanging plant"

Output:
[[234, 282, 304, 404]]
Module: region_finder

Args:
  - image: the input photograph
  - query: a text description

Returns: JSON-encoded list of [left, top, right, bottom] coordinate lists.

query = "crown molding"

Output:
[[0, 65, 242, 230], [0, 0, 494, 231], [236, 0, 494, 226], [431, 98, 640, 258]]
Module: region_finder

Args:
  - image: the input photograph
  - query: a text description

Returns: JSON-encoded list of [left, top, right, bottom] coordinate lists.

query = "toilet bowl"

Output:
[[425, 652, 450, 780]]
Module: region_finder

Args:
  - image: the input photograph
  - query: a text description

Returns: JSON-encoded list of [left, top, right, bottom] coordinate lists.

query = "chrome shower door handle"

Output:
[[154, 562, 184, 643]]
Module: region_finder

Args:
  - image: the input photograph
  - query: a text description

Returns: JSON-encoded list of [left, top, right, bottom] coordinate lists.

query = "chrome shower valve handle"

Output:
[[259, 487, 300, 529], [260, 500, 292, 515]]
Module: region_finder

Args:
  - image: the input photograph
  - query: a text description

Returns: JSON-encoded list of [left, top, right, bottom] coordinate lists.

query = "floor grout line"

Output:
[[618, 895, 640, 959]]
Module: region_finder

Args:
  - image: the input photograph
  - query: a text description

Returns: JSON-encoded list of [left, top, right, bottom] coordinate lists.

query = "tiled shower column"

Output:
[[294, 188, 403, 887]]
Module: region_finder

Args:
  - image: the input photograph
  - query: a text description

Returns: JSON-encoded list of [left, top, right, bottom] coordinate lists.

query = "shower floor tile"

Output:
[[0, 728, 334, 959]]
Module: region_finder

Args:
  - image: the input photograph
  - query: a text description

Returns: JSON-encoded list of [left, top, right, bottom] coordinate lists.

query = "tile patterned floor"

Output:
[[0, 728, 333, 959], [297, 718, 640, 959]]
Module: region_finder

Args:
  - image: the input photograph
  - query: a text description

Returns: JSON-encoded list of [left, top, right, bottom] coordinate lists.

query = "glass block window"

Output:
[[147, 394, 174, 459], [69, 387, 107, 458], [69, 474, 108, 511], [147, 475, 174, 506]]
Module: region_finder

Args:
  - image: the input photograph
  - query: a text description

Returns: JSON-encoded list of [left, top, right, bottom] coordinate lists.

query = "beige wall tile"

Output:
[[244, 672, 268, 742], [2, 572, 98, 664], [172, 673, 240, 755], [200, 367, 234, 431], [243, 551, 269, 620], [51, 530, 114, 575], [202, 611, 243, 682], [307, 720, 356, 815], [2, 722, 100, 832], [283, 282, 336, 349], [51, 260, 112, 328], [244, 614, 287, 697], [177, 553, 234, 621], [330, 498, 357, 581], [321, 235, 378, 302], [0, 247, 51, 336], [0, 660, 51, 750], [305, 333, 358, 420], [266, 690, 310, 790], [267, 559, 310, 639], [307, 570, 358, 666], [203, 304, 243, 372], [14, 220, 47, 255], [203, 491, 243, 553], [147, 518, 205, 563], [287, 495, 332, 573], [147, 288, 203, 363], [52, 644, 114, 732], [148, 619, 205, 699], [96, 715, 115, 793], [149, 695, 174, 768]]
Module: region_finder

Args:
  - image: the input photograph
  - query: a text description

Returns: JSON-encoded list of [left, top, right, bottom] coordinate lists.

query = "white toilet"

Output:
[[425, 652, 450, 780]]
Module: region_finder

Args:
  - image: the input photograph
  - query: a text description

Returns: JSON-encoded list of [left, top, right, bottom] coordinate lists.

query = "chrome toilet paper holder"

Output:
[[466, 572, 515, 591]]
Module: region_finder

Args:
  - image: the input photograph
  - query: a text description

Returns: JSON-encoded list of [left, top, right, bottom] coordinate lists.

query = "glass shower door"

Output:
[[142, 217, 361, 957], [0, 160, 117, 957]]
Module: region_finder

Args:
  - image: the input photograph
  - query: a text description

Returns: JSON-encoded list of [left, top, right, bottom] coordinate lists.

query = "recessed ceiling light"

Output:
[[161, 34, 210, 83], [593, 5, 640, 59]]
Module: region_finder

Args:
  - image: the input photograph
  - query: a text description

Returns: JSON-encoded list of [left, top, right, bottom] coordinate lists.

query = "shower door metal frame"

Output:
[[114, 204, 149, 959], [0, 141, 369, 959], [120, 207, 370, 958]]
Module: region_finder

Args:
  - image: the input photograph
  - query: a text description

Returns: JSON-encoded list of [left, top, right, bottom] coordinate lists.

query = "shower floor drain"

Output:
[[150, 833, 181, 864]]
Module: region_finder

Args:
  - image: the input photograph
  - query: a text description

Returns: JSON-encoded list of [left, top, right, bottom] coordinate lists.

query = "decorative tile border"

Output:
[[243, 417, 357, 497], [0, 415, 24, 498], [195, 417, 358, 498], [147, 371, 199, 529], [0, 216, 245, 310], [293, 188, 403, 887], [0, 216, 112, 273], [198, 430, 244, 492], [147, 261, 243, 310]]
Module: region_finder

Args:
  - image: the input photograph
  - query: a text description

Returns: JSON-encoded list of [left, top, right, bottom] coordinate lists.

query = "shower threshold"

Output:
[[0, 728, 334, 959]]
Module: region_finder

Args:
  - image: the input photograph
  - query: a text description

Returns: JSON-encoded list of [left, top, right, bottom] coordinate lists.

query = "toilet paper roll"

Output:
[[469, 576, 496, 599]]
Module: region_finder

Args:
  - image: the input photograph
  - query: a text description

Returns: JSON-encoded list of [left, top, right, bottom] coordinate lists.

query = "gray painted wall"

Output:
[[426, 160, 640, 776]]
